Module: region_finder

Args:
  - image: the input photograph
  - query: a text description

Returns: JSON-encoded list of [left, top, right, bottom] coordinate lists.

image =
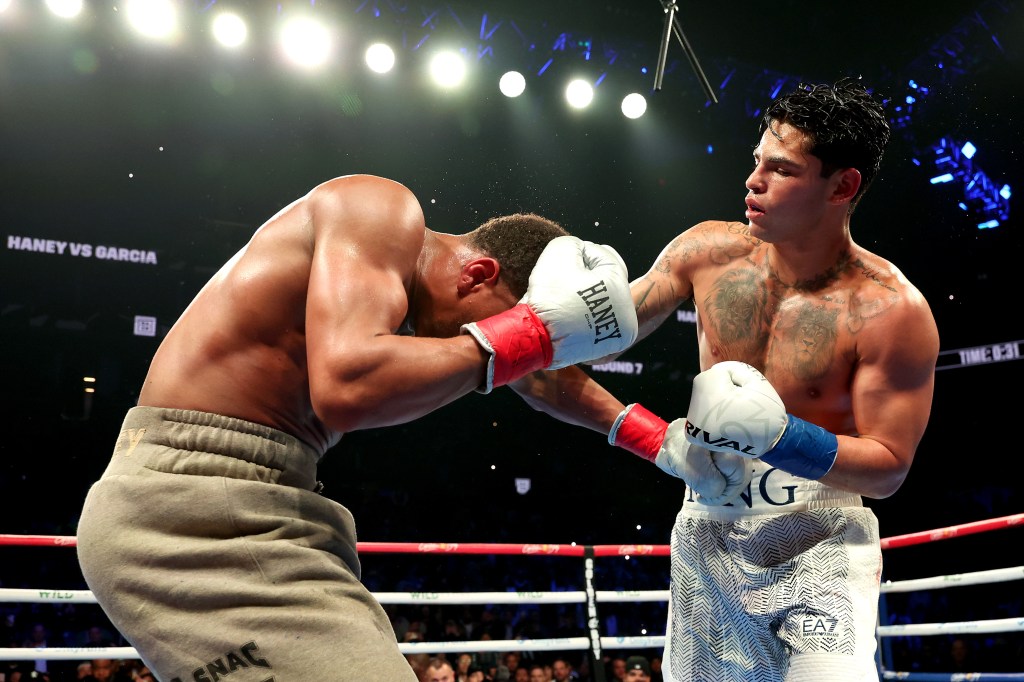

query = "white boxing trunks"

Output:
[[661, 460, 882, 682]]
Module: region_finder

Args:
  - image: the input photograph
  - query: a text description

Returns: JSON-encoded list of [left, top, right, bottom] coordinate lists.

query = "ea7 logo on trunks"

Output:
[[168, 640, 273, 682], [802, 617, 840, 636], [577, 281, 623, 344]]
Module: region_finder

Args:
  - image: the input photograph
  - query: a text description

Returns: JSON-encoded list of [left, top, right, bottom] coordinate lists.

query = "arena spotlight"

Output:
[[565, 78, 594, 109], [621, 92, 647, 119], [211, 11, 247, 49], [279, 16, 333, 69], [499, 71, 526, 97], [124, 0, 179, 43], [429, 50, 467, 89], [45, 0, 83, 19], [365, 42, 395, 74]]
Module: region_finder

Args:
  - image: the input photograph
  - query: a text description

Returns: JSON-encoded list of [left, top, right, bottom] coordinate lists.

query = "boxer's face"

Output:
[[413, 257, 517, 338], [744, 121, 837, 242], [446, 275, 518, 335]]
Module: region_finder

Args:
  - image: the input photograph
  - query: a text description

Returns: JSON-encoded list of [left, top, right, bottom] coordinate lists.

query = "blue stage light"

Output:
[[928, 136, 1010, 229]]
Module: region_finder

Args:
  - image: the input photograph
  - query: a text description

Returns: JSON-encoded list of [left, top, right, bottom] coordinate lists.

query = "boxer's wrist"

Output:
[[609, 403, 669, 462], [462, 304, 554, 394], [761, 415, 838, 479]]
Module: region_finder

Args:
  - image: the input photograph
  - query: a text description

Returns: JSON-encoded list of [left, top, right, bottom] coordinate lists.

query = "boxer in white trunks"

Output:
[[513, 78, 940, 681]]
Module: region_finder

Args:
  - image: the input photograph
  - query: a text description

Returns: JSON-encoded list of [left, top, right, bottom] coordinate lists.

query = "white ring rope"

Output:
[[0, 588, 671, 605], [0, 647, 140, 662], [0, 637, 671, 662], [877, 617, 1024, 637], [0, 563, 1019, 662], [1, 515, 1020, 675], [880, 566, 1024, 593]]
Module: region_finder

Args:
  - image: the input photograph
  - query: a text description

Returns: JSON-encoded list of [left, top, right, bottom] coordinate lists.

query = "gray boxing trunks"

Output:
[[76, 407, 417, 682], [661, 461, 882, 682]]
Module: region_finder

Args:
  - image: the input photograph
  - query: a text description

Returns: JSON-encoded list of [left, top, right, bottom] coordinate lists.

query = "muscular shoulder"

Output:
[[844, 249, 939, 363], [306, 175, 426, 259], [659, 220, 757, 273], [632, 220, 757, 328], [844, 249, 926, 318], [308, 175, 424, 236]]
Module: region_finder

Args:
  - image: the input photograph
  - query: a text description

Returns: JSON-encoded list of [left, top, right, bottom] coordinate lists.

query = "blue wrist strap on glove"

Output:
[[761, 415, 838, 480]]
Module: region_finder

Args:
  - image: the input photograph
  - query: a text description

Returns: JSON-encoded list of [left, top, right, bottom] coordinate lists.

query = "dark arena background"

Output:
[[1, 1, 1022, 680]]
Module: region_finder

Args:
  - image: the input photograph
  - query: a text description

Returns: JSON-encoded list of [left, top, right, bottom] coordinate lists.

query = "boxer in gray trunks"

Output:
[[76, 174, 640, 681]]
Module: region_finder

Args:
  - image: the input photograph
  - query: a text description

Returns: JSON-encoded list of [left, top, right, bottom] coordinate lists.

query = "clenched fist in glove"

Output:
[[609, 403, 750, 505], [684, 361, 839, 480], [462, 235, 638, 393]]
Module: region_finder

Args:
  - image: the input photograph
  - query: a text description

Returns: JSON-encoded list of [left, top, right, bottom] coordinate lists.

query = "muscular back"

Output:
[[138, 175, 426, 453]]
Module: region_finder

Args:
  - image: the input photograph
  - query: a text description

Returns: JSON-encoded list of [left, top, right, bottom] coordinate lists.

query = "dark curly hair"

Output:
[[467, 213, 570, 298], [761, 77, 891, 211]]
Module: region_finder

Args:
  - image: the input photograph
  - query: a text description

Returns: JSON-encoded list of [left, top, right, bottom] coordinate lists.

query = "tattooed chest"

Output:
[[699, 284, 847, 383]]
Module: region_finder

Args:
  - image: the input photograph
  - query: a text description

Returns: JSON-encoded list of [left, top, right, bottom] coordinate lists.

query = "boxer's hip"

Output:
[[100, 405, 323, 491]]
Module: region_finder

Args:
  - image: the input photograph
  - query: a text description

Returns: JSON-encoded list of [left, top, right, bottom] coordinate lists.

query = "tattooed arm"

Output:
[[632, 221, 756, 340], [630, 229, 700, 340], [510, 221, 747, 432]]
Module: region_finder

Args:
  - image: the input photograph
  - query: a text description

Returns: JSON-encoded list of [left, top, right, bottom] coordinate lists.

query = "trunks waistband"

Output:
[[682, 460, 863, 519], [682, 493, 863, 521], [103, 406, 323, 491]]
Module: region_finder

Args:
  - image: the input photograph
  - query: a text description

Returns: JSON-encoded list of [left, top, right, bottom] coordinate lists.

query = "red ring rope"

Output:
[[0, 513, 1019, 552]]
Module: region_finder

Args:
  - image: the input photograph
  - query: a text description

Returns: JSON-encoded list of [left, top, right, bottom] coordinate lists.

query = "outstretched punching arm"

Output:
[[511, 366, 748, 505], [510, 227, 751, 504]]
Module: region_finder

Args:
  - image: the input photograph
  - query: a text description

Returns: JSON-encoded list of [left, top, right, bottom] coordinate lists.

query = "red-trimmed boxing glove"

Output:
[[462, 235, 638, 393], [609, 403, 750, 505]]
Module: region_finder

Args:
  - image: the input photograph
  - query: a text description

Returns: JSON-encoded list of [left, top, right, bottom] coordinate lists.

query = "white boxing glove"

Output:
[[462, 236, 639, 392], [659, 419, 751, 505], [684, 361, 839, 480], [608, 404, 750, 505], [523, 235, 638, 369], [684, 361, 788, 457]]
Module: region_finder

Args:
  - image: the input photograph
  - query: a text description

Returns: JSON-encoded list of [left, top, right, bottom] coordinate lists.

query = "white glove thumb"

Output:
[[703, 451, 750, 505], [657, 419, 750, 505]]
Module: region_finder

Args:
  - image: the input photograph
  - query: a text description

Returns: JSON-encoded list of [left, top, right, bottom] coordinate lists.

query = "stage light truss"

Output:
[[929, 137, 1010, 229], [887, 0, 1013, 133]]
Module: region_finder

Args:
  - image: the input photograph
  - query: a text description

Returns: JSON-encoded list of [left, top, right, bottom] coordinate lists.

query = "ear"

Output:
[[829, 167, 862, 205], [457, 256, 501, 295]]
